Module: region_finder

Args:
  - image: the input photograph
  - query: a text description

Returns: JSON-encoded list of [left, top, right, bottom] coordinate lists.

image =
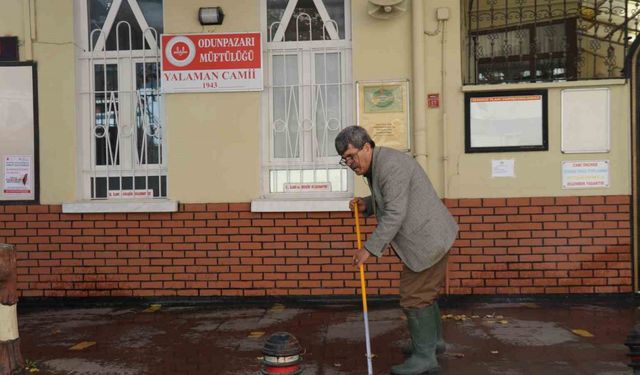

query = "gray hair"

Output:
[[334, 126, 375, 155]]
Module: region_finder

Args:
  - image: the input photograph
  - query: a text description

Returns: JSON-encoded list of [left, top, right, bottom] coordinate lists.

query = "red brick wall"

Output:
[[0, 195, 632, 298]]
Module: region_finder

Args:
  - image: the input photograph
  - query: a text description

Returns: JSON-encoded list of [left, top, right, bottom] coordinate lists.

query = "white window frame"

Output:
[[258, 0, 354, 203], [67, 0, 174, 213]]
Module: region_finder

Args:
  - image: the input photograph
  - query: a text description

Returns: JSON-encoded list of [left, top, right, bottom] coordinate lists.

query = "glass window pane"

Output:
[[323, 0, 345, 39], [105, 0, 146, 50], [266, 0, 345, 42], [475, 29, 530, 58], [314, 52, 341, 157], [88, 0, 112, 48], [135, 62, 162, 165], [267, 0, 288, 42], [138, 0, 163, 36], [88, 0, 163, 50], [272, 55, 300, 159], [536, 24, 565, 53], [94, 64, 119, 166]]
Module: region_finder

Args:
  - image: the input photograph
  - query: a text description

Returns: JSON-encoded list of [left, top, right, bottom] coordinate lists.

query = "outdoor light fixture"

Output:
[[198, 7, 224, 25]]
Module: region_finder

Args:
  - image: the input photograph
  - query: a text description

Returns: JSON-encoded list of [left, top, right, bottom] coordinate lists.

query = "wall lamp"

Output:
[[198, 7, 224, 25]]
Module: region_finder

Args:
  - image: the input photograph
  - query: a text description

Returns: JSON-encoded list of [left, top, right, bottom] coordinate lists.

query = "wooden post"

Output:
[[0, 243, 23, 375]]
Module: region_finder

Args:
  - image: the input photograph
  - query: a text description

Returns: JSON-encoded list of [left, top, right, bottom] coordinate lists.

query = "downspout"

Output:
[[22, 0, 35, 60], [412, 0, 427, 169]]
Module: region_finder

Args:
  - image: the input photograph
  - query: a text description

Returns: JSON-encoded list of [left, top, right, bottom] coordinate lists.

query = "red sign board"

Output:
[[161, 32, 263, 93], [427, 93, 439, 108]]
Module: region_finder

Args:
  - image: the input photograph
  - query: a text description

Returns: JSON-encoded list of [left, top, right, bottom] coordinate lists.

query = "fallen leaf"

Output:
[[490, 350, 499, 354], [270, 303, 285, 312], [471, 315, 480, 319], [248, 331, 265, 338], [24, 359, 39, 373], [334, 363, 342, 367], [70, 341, 96, 351], [143, 304, 162, 313], [571, 329, 594, 338], [498, 320, 509, 324]]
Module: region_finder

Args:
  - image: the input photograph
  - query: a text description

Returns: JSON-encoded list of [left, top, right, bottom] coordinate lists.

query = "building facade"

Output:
[[0, 0, 636, 298]]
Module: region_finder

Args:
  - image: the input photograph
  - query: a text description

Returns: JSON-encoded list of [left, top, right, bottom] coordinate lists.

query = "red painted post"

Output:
[[0, 243, 23, 375]]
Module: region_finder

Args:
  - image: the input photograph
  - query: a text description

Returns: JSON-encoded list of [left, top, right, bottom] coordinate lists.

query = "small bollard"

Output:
[[625, 323, 640, 374], [0, 243, 23, 375], [260, 332, 303, 375]]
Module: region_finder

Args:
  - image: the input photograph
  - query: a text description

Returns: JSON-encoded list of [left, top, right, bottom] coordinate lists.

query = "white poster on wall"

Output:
[[3, 155, 32, 195], [561, 88, 610, 153], [562, 160, 609, 189], [491, 159, 515, 177]]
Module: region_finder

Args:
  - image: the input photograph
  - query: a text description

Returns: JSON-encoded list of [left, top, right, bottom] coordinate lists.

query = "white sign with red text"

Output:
[[284, 183, 331, 193], [161, 32, 263, 93], [107, 190, 154, 199]]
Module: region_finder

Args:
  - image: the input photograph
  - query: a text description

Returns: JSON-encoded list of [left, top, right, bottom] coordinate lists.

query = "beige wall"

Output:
[[0, 0, 631, 205], [421, 0, 630, 199], [450, 81, 631, 198], [34, 0, 77, 204], [164, 0, 261, 202], [0, 0, 24, 43], [351, 0, 413, 198], [0, 0, 77, 204]]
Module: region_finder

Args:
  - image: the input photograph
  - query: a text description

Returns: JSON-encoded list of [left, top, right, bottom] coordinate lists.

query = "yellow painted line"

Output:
[[143, 304, 162, 313], [70, 341, 96, 351], [248, 331, 265, 338]]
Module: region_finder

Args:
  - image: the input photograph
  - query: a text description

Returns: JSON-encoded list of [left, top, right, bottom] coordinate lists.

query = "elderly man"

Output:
[[335, 126, 458, 375]]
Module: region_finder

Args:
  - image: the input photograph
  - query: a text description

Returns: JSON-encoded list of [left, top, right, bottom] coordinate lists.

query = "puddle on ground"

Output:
[[42, 358, 144, 375]]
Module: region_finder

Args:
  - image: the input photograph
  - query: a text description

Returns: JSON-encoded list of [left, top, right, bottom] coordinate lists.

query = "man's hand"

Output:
[[352, 247, 371, 267], [349, 197, 366, 214]]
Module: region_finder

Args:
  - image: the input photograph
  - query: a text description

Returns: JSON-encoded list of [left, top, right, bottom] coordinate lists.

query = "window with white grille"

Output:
[[263, 0, 352, 197], [75, 0, 166, 200]]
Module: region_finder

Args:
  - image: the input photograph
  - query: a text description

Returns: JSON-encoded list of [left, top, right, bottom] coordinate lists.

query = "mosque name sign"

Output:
[[161, 32, 263, 93]]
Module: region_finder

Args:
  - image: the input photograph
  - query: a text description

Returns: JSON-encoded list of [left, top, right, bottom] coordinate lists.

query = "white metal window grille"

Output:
[[75, 0, 166, 200], [263, 0, 352, 197]]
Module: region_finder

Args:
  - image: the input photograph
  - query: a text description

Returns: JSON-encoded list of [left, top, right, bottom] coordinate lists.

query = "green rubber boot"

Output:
[[433, 302, 446, 355], [401, 302, 446, 356], [391, 305, 440, 375]]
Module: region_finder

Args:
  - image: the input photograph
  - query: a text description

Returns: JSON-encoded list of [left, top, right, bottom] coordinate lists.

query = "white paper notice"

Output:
[[492, 159, 515, 178], [3, 155, 31, 194], [562, 160, 609, 189]]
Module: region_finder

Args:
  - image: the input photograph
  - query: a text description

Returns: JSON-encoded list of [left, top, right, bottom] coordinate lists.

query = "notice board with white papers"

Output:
[[0, 62, 39, 203]]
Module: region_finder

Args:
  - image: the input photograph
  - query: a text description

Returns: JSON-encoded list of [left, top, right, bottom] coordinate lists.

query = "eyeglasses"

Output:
[[339, 147, 363, 166]]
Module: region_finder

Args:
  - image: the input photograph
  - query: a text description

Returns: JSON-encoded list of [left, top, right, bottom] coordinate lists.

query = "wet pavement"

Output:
[[15, 297, 638, 374]]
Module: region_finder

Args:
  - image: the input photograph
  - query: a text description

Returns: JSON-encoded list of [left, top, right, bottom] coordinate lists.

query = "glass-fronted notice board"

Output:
[[0, 62, 39, 203]]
